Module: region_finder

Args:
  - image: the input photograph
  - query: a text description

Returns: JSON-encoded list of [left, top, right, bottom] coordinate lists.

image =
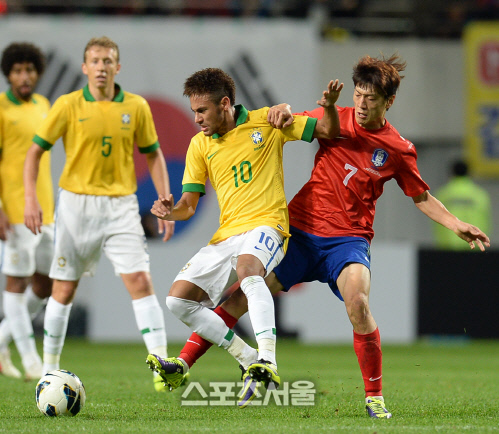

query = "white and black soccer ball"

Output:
[[35, 369, 86, 417]]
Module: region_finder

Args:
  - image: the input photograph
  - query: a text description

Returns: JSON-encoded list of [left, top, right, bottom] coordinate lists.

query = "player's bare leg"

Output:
[[338, 263, 391, 418]]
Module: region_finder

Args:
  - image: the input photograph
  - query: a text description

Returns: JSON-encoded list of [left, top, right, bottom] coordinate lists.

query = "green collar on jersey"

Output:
[[212, 104, 248, 139], [6, 88, 37, 105], [83, 83, 125, 102]]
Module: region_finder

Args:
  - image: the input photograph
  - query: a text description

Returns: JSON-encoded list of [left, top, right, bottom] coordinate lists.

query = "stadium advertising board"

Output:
[[464, 22, 499, 177]]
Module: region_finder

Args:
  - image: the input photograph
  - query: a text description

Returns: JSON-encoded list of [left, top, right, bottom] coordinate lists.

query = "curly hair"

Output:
[[1, 42, 45, 78], [183, 68, 236, 105], [352, 54, 406, 99]]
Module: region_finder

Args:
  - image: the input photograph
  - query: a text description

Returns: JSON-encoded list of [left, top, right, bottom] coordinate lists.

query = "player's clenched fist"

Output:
[[151, 194, 174, 220]]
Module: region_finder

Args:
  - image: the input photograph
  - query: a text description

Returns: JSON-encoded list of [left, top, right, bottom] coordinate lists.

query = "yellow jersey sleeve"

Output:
[[135, 97, 160, 153], [33, 94, 69, 150], [182, 133, 208, 196]]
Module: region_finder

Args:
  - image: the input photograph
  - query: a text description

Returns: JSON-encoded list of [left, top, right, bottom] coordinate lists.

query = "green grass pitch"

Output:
[[1, 338, 498, 433]]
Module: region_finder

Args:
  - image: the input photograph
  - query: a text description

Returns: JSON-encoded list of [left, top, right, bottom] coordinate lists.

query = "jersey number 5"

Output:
[[102, 136, 112, 157]]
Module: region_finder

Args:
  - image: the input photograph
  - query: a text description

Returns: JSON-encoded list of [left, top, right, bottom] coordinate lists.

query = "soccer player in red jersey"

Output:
[[171, 54, 490, 417]]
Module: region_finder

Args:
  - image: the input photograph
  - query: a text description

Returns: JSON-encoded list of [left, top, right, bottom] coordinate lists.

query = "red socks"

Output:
[[179, 306, 238, 368], [353, 327, 382, 397]]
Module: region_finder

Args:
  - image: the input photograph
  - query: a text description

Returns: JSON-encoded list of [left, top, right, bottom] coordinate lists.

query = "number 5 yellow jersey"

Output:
[[33, 85, 159, 196], [182, 105, 317, 245]]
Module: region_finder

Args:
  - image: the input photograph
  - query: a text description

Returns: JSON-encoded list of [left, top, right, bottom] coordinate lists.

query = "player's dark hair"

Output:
[[352, 54, 406, 101], [452, 160, 468, 177], [84, 36, 120, 62], [1, 42, 45, 78], [183, 68, 236, 106]]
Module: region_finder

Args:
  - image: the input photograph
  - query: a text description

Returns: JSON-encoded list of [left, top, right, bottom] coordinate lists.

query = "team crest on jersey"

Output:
[[249, 128, 264, 148], [122, 113, 131, 124], [57, 257, 67, 267], [371, 149, 388, 168], [10, 253, 19, 265], [179, 262, 192, 273]]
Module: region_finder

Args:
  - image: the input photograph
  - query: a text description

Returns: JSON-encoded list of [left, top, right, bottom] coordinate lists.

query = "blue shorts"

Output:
[[273, 226, 371, 301]]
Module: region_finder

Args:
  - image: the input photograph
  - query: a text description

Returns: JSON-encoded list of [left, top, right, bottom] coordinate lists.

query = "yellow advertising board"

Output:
[[464, 22, 499, 177]]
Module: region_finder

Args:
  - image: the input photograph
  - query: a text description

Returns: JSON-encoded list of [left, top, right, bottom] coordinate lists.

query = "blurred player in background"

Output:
[[146, 67, 342, 407], [167, 54, 490, 417], [0, 42, 53, 380], [433, 159, 492, 250], [23, 36, 174, 391]]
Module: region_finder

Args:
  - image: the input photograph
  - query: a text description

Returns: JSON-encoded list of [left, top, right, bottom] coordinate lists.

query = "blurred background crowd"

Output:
[[0, 0, 498, 39]]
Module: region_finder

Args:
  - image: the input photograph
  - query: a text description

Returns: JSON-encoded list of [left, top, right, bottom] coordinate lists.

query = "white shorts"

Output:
[[1, 223, 54, 277], [50, 189, 149, 280], [174, 226, 285, 308]]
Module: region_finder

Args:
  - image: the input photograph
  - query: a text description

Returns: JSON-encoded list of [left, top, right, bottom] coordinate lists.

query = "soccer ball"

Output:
[[35, 369, 86, 417]]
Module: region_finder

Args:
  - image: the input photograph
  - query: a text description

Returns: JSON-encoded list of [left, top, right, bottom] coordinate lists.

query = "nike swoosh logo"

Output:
[[256, 329, 270, 336], [207, 151, 218, 160], [187, 339, 201, 347], [369, 375, 382, 382], [254, 246, 264, 251], [78, 117, 91, 122]]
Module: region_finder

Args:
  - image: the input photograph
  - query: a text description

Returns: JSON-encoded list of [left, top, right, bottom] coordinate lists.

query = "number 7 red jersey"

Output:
[[288, 106, 429, 242]]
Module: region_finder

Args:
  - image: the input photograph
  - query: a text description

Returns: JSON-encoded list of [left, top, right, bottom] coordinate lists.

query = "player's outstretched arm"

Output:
[[314, 79, 343, 140], [413, 191, 491, 251], [23, 143, 45, 235], [151, 191, 200, 222]]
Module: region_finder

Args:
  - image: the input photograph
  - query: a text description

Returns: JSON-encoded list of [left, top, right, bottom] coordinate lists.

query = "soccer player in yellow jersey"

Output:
[[146, 67, 343, 406], [23, 36, 174, 391], [0, 42, 53, 380]]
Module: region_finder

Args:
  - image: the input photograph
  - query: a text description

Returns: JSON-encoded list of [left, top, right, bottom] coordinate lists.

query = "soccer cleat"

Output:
[[0, 349, 22, 379], [246, 359, 280, 389], [365, 397, 392, 419], [238, 369, 260, 408], [24, 360, 43, 381], [146, 354, 186, 391], [153, 373, 168, 392], [180, 371, 190, 388]]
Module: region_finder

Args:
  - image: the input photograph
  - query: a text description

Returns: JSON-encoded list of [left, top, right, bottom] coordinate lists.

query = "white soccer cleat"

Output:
[[0, 348, 22, 379], [24, 360, 43, 381]]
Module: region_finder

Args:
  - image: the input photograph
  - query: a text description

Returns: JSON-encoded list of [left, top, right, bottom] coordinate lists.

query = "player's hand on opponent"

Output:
[[151, 193, 174, 221], [268, 103, 293, 129], [157, 219, 175, 242], [0, 209, 11, 241], [24, 197, 43, 235], [454, 221, 490, 251], [317, 79, 344, 108]]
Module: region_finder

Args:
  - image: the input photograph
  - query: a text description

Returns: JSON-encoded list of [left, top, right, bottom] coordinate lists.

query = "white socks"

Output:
[[25, 285, 48, 319], [240, 276, 277, 365], [43, 296, 72, 374], [166, 296, 258, 369], [0, 317, 10, 352], [0, 286, 46, 349], [132, 295, 167, 358], [3, 291, 41, 370], [226, 334, 258, 369], [166, 296, 230, 346]]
